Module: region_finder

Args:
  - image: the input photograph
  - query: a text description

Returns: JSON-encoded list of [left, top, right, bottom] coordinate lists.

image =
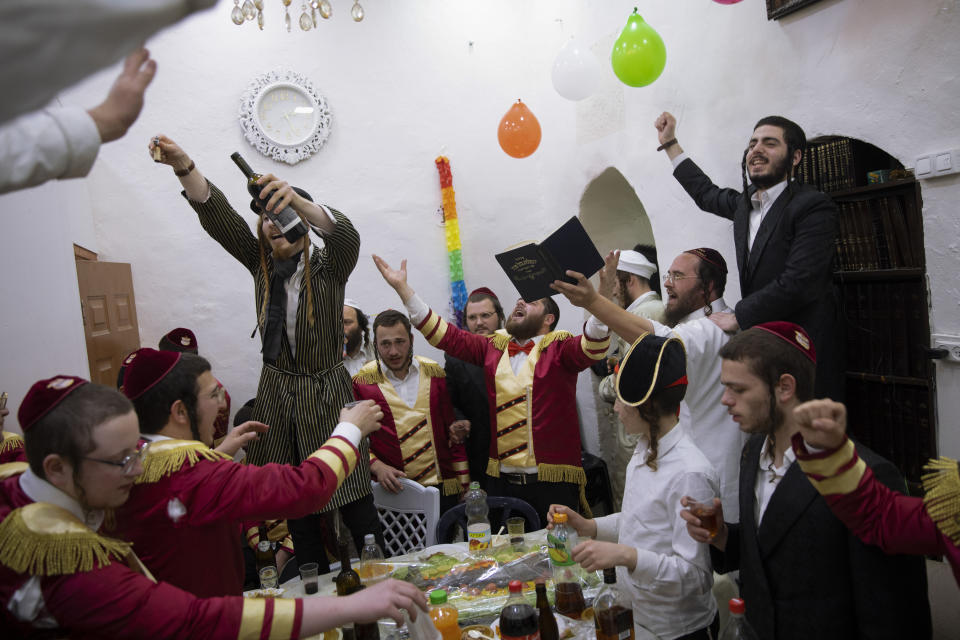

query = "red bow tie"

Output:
[[507, 341, 534, 357]]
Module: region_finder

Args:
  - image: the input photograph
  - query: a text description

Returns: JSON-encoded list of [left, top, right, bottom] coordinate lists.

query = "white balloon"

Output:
[[551, 37, 601, 101]]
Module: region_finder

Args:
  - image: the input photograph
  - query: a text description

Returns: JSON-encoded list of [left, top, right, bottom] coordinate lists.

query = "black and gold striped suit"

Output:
[[186, 181, 371, 512]]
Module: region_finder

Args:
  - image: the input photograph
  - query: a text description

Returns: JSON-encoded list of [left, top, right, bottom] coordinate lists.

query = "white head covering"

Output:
[[617, 250, 657, 279], [343, 298, 362, 310]]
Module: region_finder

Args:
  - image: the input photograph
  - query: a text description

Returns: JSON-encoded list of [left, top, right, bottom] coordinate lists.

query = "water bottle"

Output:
[[718, 598, 760, 640], [360, 533, 387, 584], [465, 481, 491, 553]]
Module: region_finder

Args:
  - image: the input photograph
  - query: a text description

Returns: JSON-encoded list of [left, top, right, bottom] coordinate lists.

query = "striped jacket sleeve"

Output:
[[183, 180, 261, 275], [316, 208, 361, 284]]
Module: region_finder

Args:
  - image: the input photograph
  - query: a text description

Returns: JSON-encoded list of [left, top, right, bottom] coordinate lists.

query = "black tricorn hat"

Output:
[[615, 333, 688, 407]]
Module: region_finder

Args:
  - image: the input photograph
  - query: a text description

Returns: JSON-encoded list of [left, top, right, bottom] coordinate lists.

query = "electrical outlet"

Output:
[[932, 334, 960, 363]]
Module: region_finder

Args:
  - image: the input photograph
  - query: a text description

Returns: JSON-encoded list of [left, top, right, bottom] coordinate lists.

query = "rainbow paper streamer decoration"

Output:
[[435, 156, 468, 328]]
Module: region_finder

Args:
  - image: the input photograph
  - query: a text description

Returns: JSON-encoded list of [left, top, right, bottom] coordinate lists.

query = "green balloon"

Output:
[[611, 9, 666, 88]]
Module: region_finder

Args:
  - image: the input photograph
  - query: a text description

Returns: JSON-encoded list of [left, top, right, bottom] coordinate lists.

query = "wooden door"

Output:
[[75, 259, 141, 387]]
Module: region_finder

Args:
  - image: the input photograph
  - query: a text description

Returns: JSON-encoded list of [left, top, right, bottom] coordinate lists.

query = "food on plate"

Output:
[[460, 624, 495, 640]]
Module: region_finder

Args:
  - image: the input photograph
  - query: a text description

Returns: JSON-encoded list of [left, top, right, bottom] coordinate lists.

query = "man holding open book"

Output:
[[372, 255, 609, 526]]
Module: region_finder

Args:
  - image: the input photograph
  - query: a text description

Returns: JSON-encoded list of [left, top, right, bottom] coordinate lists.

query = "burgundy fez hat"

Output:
[[753, 321, 816, 363], [158, 327, 198, 353], [121, 348, 182, 400], [615, 334, 688, 407], [468, 287, 499, 301], [18, 375, 89, 431]]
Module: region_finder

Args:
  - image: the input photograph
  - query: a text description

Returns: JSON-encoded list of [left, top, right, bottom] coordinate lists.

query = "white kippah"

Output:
[[617, 250, 657, 279], [344, 298, 362, 310]]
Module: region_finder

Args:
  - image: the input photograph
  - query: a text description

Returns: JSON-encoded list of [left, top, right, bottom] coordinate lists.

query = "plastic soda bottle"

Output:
[[465, 481, 491, 552], [360, 533, 387, 584], [547, 512, 585, 619], [500, 580, 540, 640], [428, 589, 460, 640], [718, 598, 760, 640]]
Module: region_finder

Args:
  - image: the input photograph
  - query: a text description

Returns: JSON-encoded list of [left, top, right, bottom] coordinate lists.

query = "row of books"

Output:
[[798, 138, 859, 193], [841, 280, 931, 380], [833, 194, 919, 271], [846, 379, 933, 486]]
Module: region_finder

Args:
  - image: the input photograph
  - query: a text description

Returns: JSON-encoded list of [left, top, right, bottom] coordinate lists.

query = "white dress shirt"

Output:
[[593, 421, 719, 640], [754, 436, 796, 524], [748, 180, 789, 250], [647, 298, 746, 521], [382, 357, 422, 409], [343, 342, 376, 377]]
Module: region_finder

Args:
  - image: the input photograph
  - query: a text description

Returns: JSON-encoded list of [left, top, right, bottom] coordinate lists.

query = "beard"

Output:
[[344, 327, 363, 355], [505, 313, 541, 342], [664, 289, 701, 327], [749, 152, 793, 190]]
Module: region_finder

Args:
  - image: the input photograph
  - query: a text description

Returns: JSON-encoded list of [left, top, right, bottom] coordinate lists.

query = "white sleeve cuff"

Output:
[[670, 151, 689, 170], [404, 293, 431, 325], [331, 422, 363, 449], [56, 108, 101, 178], [584, 315, 610, 340]]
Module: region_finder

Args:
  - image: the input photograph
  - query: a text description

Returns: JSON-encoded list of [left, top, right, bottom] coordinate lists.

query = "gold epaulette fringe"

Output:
[[490, 333, 511, 352], [0, 503, 131, 576], [419, 361, 447, 379], [1, 432, 24, 455], [352, 365, 386, 385], [922, 456, 960, 546], [486, 458, 500, 477], [441, 477, 464, 496], [537, 331, 573, 353], [537, 462, 586, 486], [135, 441, 232, 485]]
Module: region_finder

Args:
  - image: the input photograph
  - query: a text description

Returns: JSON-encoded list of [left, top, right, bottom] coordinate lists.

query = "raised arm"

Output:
[[550, 266, 653, 345], [149, 135, 261, 275]]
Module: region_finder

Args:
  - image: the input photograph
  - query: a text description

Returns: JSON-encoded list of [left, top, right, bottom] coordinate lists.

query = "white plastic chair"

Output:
[[370, 479, 440, 557]]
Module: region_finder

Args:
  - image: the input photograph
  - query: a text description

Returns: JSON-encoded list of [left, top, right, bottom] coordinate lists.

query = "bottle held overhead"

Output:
[[230, 151, 308, 243]]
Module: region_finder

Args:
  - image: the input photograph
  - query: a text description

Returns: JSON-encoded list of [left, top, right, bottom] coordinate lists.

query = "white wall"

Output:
[[1, 0, 958, 457]]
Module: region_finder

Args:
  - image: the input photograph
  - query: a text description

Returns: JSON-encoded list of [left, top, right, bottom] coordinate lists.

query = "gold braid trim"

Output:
[[486, 458, 500, 477], [135, 440, 232, 485], [0, 462, 28, 480], [537, 463, 586, 486], [441, 477, 463, 496], [0, 503, 131, 576], [352, 363, 386, 385], [536, 331, 573, 354], [419, 360, 447, 379], [922, 456, 960, 546], [489, 332, 511, 352], [1, 432, 24, 455]]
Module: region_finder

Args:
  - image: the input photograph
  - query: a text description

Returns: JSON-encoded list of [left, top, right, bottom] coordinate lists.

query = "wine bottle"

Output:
[[230, 151, 308, 244], [335, 539, 362, 596]]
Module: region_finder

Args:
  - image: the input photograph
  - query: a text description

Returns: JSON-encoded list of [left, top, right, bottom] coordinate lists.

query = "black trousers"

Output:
[[287, 493, 383, 573], [486, 474, 580, 531]]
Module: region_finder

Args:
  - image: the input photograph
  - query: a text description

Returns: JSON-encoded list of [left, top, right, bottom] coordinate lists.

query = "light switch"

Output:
[[936, 153, 953, 171], [916, 156, 932, 175]]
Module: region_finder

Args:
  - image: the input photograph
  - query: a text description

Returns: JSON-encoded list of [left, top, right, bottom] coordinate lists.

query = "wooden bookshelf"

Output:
[[802, 137, 936, 487]]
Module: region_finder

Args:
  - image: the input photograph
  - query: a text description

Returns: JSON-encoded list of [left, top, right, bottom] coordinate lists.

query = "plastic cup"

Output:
[[506, 516, 525, 546], [299, 561, 319, 595], [686, 489, 720, 539]]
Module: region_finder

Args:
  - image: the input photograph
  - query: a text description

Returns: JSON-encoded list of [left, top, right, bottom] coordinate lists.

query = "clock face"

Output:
[[255, 83, 318, 147]]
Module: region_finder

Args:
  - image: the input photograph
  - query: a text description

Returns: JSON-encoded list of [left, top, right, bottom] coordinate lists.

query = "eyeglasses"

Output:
[[84, 440, 150, 475], [466, 312, 497, 322], [662, 272, 701, 284]]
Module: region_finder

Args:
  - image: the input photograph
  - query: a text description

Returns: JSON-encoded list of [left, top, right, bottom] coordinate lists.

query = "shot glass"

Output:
[[506, 516, 525, 547], [259, 565, 279, 589], [299, 562, 319, 595]]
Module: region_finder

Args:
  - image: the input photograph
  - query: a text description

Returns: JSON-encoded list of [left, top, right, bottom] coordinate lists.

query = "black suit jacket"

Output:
[[674, 158, 844, 398], [712, 434, 930, 640], [444, 355, 491, 487]]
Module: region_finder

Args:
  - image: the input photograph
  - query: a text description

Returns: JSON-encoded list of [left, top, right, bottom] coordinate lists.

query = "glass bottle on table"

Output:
[[535, 581, 559, 640], [500, 580, 540, 640], [255, 523, 278, 588], [428, 589, 460, 640], [547, 513, 585, 620], [336, 539, 362, 595], [593, 568, 634, 640], [464, 481, 491, 554]]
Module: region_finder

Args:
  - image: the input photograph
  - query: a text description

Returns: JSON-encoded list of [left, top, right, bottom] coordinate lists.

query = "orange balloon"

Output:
[[497, 100, 541, 158]]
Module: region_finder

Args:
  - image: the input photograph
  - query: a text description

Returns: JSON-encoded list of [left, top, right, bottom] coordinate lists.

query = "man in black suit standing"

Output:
[[654, 112, 843, 399], [681, 322, 930, 640], [444, 287, 504, 489]]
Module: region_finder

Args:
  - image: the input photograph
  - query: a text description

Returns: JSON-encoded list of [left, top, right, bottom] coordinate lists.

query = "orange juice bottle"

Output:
[[428, 589, 460, 640]]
